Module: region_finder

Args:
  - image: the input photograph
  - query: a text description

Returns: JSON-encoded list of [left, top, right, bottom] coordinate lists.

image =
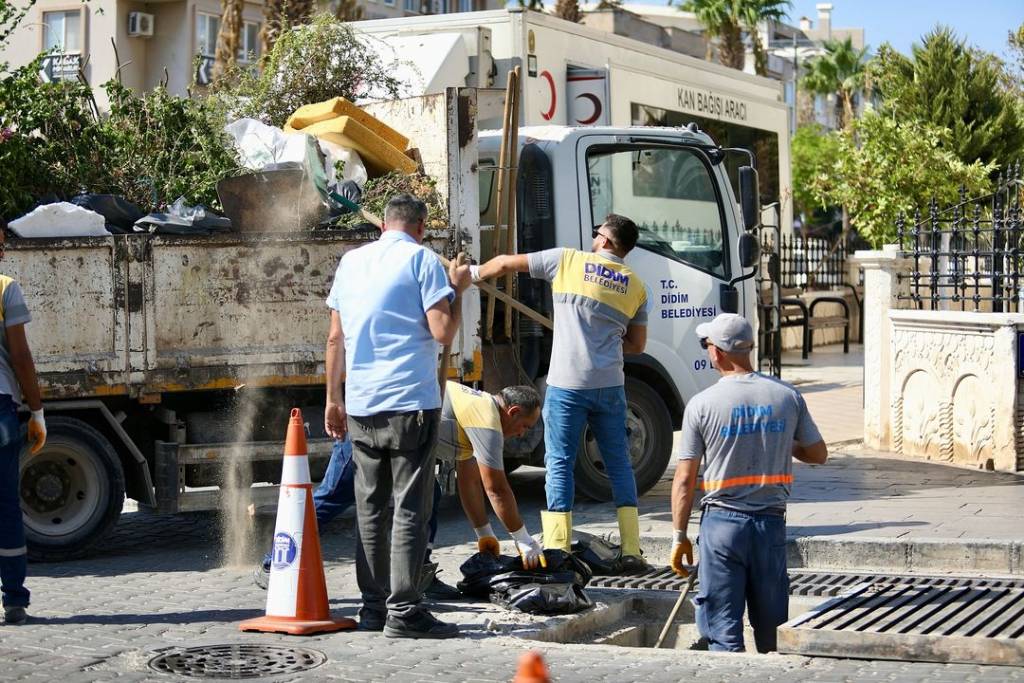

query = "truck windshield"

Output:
[[587, 146, 729, 279]]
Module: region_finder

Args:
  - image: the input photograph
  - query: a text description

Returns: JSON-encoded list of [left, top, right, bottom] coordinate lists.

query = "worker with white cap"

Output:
[[669, 313, 828, 653]]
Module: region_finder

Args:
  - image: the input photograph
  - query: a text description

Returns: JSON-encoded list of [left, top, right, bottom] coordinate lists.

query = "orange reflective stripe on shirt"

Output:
[[700, 473, 794, 492]]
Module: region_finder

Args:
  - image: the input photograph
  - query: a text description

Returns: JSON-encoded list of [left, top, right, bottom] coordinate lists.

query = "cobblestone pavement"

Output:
[[4, 495, 1024, 682]]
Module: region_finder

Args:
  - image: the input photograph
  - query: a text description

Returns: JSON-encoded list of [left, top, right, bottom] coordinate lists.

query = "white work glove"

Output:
[[510, 525, 546, 570], [469, 264, 482, 283], [28, 408, 46, 454], [474, 523, 500, 556]]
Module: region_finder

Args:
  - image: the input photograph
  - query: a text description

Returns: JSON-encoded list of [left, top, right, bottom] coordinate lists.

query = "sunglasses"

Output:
[[699, 338, 710, 350], [592, 228, 615, 243]]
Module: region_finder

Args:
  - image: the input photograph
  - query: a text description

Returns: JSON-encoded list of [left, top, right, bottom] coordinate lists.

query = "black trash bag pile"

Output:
[[457, 550, 593, 616], [71, 194, 145, 235]]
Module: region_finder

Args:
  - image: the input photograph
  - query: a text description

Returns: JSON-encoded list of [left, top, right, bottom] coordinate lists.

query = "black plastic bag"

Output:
[[71, 194, 144, 234], [571, 530, 648, 576], [492, 582, 593, 615]]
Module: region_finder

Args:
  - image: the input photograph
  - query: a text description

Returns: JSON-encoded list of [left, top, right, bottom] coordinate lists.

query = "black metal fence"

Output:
[[897, 164, 1023, 312], [761, 234, 851, 290]]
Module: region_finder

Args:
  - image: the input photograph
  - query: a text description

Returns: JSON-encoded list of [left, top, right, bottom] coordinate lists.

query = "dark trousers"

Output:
[[0, 396, 28, 609], [695, 506, 788, 653], [349, 409, 439, 619]]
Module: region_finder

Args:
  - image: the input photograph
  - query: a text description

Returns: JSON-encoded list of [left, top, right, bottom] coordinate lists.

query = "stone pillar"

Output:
[[853, 245, 912, 450]]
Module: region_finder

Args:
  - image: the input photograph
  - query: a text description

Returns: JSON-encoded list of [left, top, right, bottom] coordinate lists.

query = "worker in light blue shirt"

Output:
[[324, 193, 470, 639]]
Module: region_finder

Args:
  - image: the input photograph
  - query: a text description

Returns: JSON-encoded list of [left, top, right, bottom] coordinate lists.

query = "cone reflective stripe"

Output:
[[239, 408, 356, 635]]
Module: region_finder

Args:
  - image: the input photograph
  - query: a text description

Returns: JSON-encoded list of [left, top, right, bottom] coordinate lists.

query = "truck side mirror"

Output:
[[739, 166, 760, 232], [738, 233, 760, 269]]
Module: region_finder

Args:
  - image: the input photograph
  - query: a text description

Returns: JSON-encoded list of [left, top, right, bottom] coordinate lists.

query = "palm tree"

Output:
[[801, 36, 870, 130], [741, 0, 789, 76], [555, 0, 583, 22], [212, 0, 243, 82], [679, 0, 789, 71]]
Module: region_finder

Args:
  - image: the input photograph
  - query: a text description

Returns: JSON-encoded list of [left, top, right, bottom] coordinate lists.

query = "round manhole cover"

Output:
[[148, 644, 327, 679]]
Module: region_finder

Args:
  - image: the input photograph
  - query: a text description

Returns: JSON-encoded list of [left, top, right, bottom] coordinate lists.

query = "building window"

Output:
[[43, 9, 82, 53], [239, 21, 260, 63], [404, 0, 418, 11], [458, 0, 472, 11], [384, 0, 395, 6], [196, 12, 220, 58]]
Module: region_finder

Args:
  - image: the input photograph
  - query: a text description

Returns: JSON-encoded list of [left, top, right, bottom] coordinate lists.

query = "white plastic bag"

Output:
[[318, 139, 368, 189], [9, 202, 110, 238], [224, 118, 311, 170]]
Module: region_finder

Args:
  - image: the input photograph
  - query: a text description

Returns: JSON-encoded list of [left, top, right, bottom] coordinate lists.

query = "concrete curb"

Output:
[[787, 536, 1024, 577]]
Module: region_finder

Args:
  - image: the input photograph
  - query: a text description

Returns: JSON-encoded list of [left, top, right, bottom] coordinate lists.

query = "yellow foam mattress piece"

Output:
[[285, 97, 408, 152], [295, 115, 418, 177]]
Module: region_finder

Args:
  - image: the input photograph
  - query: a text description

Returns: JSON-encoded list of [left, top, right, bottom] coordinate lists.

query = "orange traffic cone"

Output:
[[512, 651, 550, 683], [239, 408, 357, 635]]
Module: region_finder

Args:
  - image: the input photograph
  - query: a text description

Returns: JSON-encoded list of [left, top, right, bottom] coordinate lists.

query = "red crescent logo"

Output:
[[540, 70, 556, 121], [575, 93, 602, 125]]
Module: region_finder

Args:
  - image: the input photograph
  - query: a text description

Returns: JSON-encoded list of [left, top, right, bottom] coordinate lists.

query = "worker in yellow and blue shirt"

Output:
[[473, 214, 649, 570], [436, 381, 545, 568]]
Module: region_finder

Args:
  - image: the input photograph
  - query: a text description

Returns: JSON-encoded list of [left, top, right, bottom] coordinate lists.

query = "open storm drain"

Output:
[[148, 644, 327, 679]]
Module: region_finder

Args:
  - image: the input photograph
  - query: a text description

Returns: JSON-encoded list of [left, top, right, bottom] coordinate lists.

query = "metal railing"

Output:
[[765, 234, 850, 290], [897, 164, 1023, 312]]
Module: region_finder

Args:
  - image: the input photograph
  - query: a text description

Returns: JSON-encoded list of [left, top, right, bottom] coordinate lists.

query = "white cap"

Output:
[[695, 313, 755, 352]]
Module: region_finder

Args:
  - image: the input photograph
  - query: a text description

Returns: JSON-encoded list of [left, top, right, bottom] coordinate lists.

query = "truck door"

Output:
[[581, 139, 734, 404]]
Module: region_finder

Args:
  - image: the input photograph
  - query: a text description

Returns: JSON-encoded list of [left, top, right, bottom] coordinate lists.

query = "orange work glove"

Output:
[[474, 523, 500, 556], [670, 532, 694, 577], [28, 408, 46, 455]]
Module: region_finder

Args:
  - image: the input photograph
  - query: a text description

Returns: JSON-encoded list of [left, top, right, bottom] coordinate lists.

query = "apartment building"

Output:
[[0, 0, 499, 108]]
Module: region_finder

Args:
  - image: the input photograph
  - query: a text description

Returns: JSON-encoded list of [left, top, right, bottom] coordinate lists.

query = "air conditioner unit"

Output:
[[127, 12, 154, 37]]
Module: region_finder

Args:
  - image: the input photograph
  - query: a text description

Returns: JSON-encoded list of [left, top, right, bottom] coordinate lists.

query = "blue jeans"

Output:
[[0, 396, 29, 609], [265, 437, 441, 564], [542, 385, 638, 511], [695, 506, 788, 653]]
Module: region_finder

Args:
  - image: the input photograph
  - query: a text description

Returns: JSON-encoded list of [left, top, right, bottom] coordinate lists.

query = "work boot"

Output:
[[383, 609, 458, 639], [253, 555, 271, 590], [616, 506, 647, 574], [420, 562, 462, 600], [541, 510, 572, 552], [4, 606, 27, 625], [357, 606, 386, 632]]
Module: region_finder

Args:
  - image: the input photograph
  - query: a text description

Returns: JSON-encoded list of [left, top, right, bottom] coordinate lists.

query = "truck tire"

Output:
[[19, 417, 125, 562], [574, 377, 673, 502]]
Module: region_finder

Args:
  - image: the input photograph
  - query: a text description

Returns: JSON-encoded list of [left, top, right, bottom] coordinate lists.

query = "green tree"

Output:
[[790, 124, 840, 231], [517, 0, 545, 10], [800, 36, 869, 130], [808, 112, 993, 247], [218, 14, 401, 128], [677, 0, 788, 71], [870, 26, 1024, 170], [741, 0, 789, 77]]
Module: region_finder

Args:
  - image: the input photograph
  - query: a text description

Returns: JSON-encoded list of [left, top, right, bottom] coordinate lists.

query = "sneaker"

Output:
[[253, 557, 271, 590], [357, 607, 386, 632], [383, 609, 458, 639], [4, 607, 27, 625]]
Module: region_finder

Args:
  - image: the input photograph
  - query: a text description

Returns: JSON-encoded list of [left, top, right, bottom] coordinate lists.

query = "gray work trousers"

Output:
[[349, 409, 439, 619]]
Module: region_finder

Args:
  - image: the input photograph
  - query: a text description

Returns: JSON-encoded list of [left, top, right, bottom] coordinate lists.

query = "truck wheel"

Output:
[[19, 417, 125, 562], [574, 377, 673, 502]]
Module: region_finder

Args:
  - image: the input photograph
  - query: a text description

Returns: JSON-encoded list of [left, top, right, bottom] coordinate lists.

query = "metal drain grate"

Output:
[[590, 568, 1024, 598], [779, 582, 1024, 665], [148, 644, 327, 679]]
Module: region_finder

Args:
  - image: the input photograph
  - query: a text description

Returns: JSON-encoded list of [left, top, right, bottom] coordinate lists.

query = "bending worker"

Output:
[[437, 382, 544, 568], [670, 313, 827, 653], [473, 214, 649, 570]]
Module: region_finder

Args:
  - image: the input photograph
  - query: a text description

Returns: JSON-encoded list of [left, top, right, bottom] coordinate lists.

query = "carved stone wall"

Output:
[[889, 312, 1019, 472]]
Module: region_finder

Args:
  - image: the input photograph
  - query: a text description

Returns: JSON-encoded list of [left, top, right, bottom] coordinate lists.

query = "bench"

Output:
[[760, 287, 850, 360]]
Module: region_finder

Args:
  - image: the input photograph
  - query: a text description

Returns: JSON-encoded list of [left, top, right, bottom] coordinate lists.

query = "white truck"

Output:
[[9, 87, 760, 560], [353, 7, 792, 233]]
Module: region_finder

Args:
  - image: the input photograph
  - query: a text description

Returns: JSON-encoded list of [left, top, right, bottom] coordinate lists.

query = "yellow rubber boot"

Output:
[[541, 510, 572, 552], [617, 506, 642, 558]]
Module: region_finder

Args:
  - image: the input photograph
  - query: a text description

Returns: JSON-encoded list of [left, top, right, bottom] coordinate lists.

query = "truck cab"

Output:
[[479, 123, 760, 500]]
